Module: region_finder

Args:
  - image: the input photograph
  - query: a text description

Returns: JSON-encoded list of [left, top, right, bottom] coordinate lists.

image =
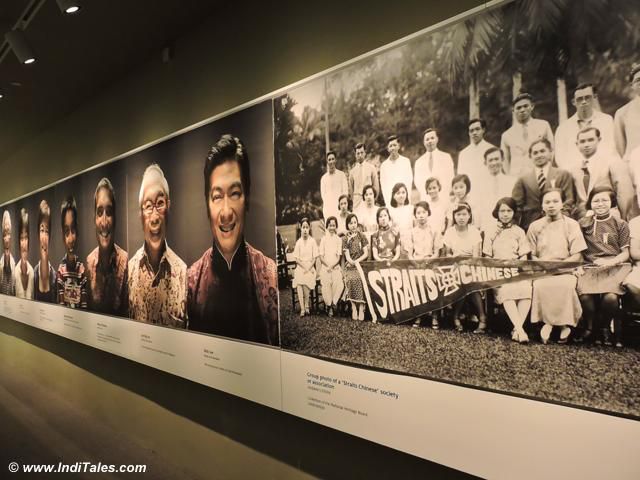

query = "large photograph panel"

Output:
[[275, 0, 640, 417], [124, 100, 278, 345]]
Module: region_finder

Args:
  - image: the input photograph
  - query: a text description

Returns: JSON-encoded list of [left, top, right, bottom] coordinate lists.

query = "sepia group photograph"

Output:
[[274, 0, 640, 417]]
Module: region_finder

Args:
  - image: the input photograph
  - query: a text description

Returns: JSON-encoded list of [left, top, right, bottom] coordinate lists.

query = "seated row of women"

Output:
[[291, 185, 640, 347]]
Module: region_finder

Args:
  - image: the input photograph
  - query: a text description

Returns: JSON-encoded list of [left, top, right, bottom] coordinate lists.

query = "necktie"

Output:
[[582, 164, 590, 194], [537, 169, 546, 191], [428, 151, 434, 172]]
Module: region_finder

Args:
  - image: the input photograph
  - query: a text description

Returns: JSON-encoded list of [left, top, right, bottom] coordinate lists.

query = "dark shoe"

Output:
[[573, 329, 592, 343]]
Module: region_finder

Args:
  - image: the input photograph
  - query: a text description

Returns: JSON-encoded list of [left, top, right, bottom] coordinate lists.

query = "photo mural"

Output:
[[1, 1, 639, 478]]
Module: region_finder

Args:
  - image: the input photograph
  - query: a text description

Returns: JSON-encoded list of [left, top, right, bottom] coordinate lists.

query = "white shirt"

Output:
[[414, 149, 455, 201], [457, 139, 496, 179], [475, 172, 516, 232], [555, 110, 616, 171], [14, 259, 34, 300], [426, 196, 447, 234], [379, 155, 413, 207], [320, 169, 348, 220], [501, 118, 554, 176], [349, 160, 378, 209]]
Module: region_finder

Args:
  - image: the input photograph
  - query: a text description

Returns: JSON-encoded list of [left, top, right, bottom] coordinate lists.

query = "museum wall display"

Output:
[[1, 1, 638, 478]]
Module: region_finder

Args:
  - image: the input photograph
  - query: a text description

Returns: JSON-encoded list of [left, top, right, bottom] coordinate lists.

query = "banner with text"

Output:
[[357, 257, 582, 324]]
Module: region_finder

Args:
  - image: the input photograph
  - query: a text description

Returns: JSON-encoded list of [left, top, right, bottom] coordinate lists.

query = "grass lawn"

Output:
[[279, 288, 640, 418]]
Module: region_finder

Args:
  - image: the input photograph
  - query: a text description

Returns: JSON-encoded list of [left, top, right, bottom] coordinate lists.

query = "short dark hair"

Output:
[[452, 202, 473, 224], [299, 216, 311, 228], [484, 146, 503, 161], [541, 187, 565, 203], [468, 118, 486, 130], [94, 177, 116, 226], [577, 127, 601, 141], [451, 174, 471, 194], [586, 185, 617, 210], [423, 128, 437, 137], [325, 216, 338, 229], [38, 200, 51, 234], [354, 143, 365, 151], [326, 150, 336, 159], [425, 177, 441, 192], [362, 184, 375, 198], [18, 208, 29, 238], [574, 83, 596, 96], [512, 92, 534, 105], [387, 135, 398, 144], [345, 213, 359, 230], [376, 207, 390, 224], [528, 138, 553, 157], [338, 194, 349, 209], [629, 63, 640, 83], [390, 183, 409, 207], [414, 201, 431, 217], [492, 197, 517, 220], [204, 134, 251, 212], [61, 196, 78, 233]]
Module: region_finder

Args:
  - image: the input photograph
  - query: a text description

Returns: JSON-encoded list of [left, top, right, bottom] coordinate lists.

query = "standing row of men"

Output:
[[319, 64, 640, 226]]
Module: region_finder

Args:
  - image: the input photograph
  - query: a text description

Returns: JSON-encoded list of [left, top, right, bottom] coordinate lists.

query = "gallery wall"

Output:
[[0, 0, 485, 478]]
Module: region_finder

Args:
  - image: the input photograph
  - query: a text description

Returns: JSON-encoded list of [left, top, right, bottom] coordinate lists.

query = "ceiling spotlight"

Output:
[[5, 30, 36, 65], [56, 0, 82, 14]]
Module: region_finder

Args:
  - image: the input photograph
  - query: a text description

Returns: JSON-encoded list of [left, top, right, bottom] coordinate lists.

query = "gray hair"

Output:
[[138, 164, 170, 207], [2, 211, 10, 232]]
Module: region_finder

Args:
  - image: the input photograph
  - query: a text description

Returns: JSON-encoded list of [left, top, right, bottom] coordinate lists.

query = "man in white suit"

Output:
[[457, 118, 496, 180], [414, 128, 454, 201], [555, 84, 616, 172], [379, 135, 413, 207]]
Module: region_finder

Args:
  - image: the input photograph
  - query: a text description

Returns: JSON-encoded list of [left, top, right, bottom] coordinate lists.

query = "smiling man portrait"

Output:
[[187, 134, 278, 345]]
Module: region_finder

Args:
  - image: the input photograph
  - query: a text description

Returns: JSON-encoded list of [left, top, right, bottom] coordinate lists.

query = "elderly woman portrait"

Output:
[[0, 211, 16, 296], [128, 164, 187, 327], [187, 134, 278, 345], [86, 178, 128, 316]]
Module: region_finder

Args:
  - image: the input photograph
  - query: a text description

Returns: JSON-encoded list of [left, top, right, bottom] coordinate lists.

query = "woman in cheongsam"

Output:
[[342, 213, 369, 321], [371, 207, 400, 262], [577, 186, 631, 347], [483, 197, 532, 343]]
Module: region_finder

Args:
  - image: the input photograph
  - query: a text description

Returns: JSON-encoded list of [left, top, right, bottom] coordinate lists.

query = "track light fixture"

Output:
[[5, 30, 36, 65], [56, 0, 82, 14]]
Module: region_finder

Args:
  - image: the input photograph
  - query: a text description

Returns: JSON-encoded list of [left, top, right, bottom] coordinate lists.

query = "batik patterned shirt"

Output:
[[128, 242, 187, 328]]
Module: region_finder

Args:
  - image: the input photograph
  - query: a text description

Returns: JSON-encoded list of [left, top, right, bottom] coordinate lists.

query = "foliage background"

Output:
[[274, 0, 640, 224]]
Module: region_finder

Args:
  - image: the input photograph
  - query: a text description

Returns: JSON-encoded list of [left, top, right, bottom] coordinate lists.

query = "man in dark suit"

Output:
[[512, 138, 575, 231], [570, 127, 635, 220]]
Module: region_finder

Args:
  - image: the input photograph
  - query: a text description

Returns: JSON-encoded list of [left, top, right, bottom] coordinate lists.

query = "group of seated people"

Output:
[[290, 170, 640, 347]]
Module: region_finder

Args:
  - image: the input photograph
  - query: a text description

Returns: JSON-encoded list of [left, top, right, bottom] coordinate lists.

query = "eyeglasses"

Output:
[[142, 198, 167, 216]]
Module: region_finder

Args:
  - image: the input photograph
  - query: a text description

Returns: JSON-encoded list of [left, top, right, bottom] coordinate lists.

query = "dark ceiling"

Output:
[[0, 0, 221, 161]]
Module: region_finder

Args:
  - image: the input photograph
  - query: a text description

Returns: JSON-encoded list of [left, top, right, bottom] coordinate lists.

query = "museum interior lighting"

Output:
[[56, 0, 82, 14], [5, 30, 36, 65]]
